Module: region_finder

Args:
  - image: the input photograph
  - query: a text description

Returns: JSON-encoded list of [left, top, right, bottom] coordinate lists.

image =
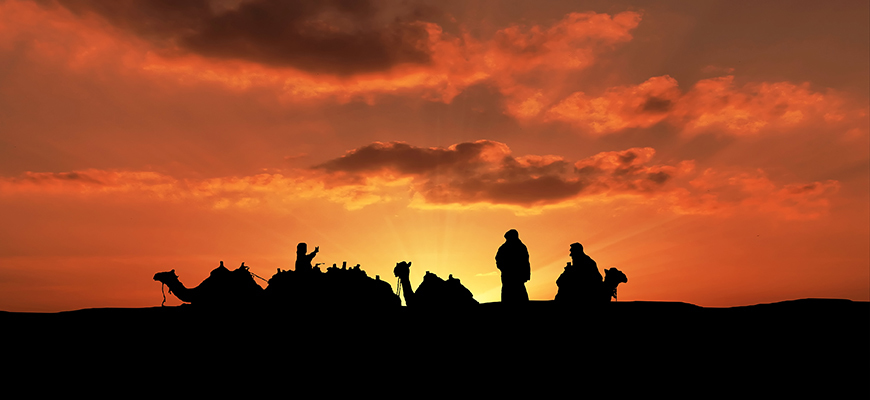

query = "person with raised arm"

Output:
[[295, 242, 319, 274]]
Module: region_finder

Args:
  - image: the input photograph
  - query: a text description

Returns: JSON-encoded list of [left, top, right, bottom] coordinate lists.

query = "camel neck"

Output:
[[398, 275, 414, 307], [163, 278, 196, 303]]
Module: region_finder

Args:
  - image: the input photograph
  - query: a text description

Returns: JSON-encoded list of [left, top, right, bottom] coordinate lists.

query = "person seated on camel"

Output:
[[295, 242, 319, 274]]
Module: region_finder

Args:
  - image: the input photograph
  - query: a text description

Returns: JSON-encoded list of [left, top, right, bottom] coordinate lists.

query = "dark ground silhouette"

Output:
[[9, 242, 868, 396], [2, 299, 867, 396]]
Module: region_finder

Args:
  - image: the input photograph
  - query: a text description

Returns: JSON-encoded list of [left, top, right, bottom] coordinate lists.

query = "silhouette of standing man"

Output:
[[295, 242, 319, 273], [496, 229, 530, 303]]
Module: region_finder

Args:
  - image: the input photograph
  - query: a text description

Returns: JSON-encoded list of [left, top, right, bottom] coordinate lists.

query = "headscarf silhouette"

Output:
[[495, 229, 530, 303]]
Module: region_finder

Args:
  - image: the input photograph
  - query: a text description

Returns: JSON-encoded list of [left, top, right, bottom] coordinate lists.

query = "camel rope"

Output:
[[241, 263, 268, 283], [250, 271, 268, 282], [161, 283, 167, 307], [396, 277, 402, 304]]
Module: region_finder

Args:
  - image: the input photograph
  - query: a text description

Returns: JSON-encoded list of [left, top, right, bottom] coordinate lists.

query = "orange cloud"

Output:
[[546, 75, 681, 133], [143, 10, 643, 106], [0, 141, 840, 220], [0, 1, 147, 71], [487, 12, 640, 73], [313, 141, 836, 219], [674, 76, 846, 135], [53, 0, 435, 75], [0, 169, 394, 210], [546, 75, 857, 135], [0, 170, 179, 197], [674, 168, 841, 220], [485, 11, 642, 119], [3, 1, 641, 108], [571, 147, 693, 194], [4, 1, 861, 136], [316, 140, 603, 207]]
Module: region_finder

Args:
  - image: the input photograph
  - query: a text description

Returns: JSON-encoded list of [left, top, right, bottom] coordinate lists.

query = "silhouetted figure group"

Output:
[[267, 246, 398, 309], [493, 230, 628, 306], [154, 234, 628, 310]]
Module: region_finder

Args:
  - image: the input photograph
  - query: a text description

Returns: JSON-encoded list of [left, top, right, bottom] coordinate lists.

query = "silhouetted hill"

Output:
[[3, 299, 866, 396]]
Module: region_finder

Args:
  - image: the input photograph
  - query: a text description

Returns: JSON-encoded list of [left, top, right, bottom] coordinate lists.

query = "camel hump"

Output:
[[414, 271, 478, 307], [210, 264, 231, 277]]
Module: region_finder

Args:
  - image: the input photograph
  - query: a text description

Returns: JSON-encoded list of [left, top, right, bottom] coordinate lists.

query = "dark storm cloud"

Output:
[[641, 96, 673, 113], [647, 171, 671, 184], [52, 0, 434, 75], [54, 0, 213, 43], [18, 171, 105, 185], [314, 140, 583, 206], [571, 147, 675, 193], [315, 141, 501, 174], [313, 141, 683, 207], [423, 175, 587, 205]]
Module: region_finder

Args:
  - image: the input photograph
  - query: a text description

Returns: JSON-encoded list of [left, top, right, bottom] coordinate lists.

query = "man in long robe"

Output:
[[495, 229, 531, 303]]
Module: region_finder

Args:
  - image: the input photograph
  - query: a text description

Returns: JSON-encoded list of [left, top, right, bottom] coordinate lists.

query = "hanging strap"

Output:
[[161, 283, 167, 307], [396, 277, 403, 304]]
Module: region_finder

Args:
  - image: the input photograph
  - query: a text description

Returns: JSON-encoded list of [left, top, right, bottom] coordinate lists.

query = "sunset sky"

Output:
[[1, 0, 867, 312]]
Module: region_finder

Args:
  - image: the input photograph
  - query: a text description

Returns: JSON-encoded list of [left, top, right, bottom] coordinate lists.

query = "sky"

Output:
[[0, 0, 867, 312]]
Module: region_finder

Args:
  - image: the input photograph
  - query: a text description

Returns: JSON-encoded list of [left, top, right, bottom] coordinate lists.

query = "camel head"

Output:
[[604, 268, 628, 286], [153, 270, 179, 285], [393, 261, 411, 280]]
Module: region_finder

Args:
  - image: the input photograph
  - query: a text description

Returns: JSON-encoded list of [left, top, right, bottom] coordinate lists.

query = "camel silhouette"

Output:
[[555, 265, 628, 304], [155, 261, 399, 309], [153, 261, 264, 307], [602, 267, 628, 301], [393, 261, 478, 308]]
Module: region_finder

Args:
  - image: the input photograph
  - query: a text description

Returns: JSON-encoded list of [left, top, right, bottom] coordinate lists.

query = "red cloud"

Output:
[[4, 1, 641, 109], [673, 76, 845, 135], [0, 170, 178, 196], [316, 141, 692, 208], [485, 12, 642, 119], [546, 75, 857, 136], [0, 142, 840, 219], [546, 76, 681, 133], [312, 141, 840, 218], [486, 12, 641, 73], [0, 169, 393, 210], [4, 1, 861, 136], [675, 168, 841, 220], [54, 0, 435, 75], [572, 147, 691, 193]]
